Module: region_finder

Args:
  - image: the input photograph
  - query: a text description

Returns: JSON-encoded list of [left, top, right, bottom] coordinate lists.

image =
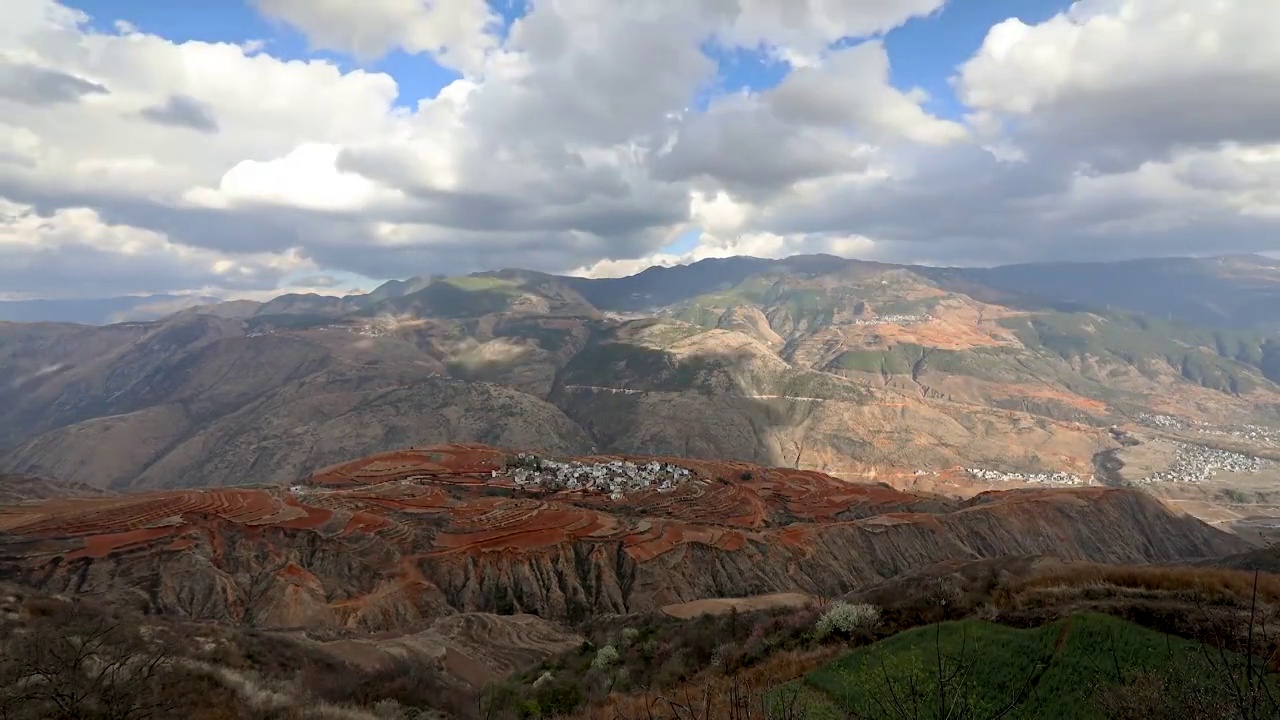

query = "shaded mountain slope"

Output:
[[4, 253, 1280, 492]]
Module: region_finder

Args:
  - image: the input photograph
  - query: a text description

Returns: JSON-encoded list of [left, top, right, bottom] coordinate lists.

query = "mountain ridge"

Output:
[[2, 253, 1278, 541]]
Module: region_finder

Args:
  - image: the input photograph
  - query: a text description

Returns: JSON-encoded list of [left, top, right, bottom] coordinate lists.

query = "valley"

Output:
[[3, 253, 1280, 719], [4, 253, 1280, 530]]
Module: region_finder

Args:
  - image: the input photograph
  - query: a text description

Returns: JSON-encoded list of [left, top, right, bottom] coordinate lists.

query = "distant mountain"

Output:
[[927, 254, 1280, 331], [14, 253, 1279, 331], [557, 253, 1280, 332], [3, 252, 1279, 497], [0, 293, 222, 325]]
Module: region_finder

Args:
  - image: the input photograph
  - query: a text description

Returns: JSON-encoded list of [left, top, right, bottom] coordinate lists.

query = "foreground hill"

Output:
[[0, 445, 1248, 632]]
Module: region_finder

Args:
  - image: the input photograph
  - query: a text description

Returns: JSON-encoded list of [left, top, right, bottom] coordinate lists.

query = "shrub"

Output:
[[815, 602, 880, 640], [591, 645, 619, 671]]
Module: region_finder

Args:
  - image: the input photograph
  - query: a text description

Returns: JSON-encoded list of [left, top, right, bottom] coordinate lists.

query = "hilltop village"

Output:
[[850, 313, 933, 326], [504, 454, 696, 499]]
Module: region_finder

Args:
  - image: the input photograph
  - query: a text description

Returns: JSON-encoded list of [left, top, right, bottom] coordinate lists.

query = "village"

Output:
[[246, 320, 394, 339], [850, 314, 932, 326], [963, 468, 1088, 485], [1137, 441, 1271, 484], [1136, 413, 1280, 445], [504, 454, 697, 499]]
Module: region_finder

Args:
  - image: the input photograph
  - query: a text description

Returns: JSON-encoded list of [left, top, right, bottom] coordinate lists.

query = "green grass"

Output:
[[440, 275, 522, 292], [831, 344, 1034, 385], [400, 281, 522, 318], [766, 369, 872, 403], [874, 296, 944, 316], [559, 341, 720, 392], [834, 345, 925, 375], [245, 312, 335, 331], [1000, 311, 1278, 393], [798, 613, 1270, 720]]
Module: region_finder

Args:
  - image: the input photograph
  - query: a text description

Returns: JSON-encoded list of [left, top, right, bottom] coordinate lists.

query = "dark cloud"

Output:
[[0, 60, 106, 105], [292, 274, 340, 287], [139, 95, 220, 133]]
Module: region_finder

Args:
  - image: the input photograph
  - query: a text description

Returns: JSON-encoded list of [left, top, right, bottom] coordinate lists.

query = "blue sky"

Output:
[[56, 0, 1075, 288], [68, 0, 1069, 117]]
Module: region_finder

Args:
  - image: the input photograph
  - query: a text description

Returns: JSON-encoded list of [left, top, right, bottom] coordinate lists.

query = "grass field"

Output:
[[787, 613, 1272, 720]]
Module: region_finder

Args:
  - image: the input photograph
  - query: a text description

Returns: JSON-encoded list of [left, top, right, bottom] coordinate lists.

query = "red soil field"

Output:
[[0, 444, 1126, 575]]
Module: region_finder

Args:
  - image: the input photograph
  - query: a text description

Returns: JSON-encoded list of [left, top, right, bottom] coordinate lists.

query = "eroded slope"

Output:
[[0, 445, 1247, 633]]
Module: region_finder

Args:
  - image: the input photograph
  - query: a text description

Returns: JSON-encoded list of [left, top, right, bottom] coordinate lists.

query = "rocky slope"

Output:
[[0, 445, 1249, 633], [3, 254, 1279, 492], [0, 472, 112, 504]]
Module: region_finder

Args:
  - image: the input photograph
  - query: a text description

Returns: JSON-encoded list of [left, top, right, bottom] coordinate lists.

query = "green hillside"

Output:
[[787, 613, 1273, 720], [1001, 312, 1280, 391]]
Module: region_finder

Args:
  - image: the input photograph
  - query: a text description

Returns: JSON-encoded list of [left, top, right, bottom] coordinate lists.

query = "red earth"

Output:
[[0, 443, 953, 561], [0, 444, 1244, 628]]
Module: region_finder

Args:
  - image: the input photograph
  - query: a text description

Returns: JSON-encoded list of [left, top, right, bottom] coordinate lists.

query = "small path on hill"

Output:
[[561, 384, 838, 402], [1053, 616, 1074, 659], [563, 384, 914, 411]]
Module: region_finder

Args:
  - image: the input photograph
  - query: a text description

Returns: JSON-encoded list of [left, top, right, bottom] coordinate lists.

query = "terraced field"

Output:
[[0, 444, 1252, 631]]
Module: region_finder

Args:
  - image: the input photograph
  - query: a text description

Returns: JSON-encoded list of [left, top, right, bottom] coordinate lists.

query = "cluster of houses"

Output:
[[505, 454, 695, 499], [1138, 442, 1270, 484], [963, 467, 1087, 485], [1193, 423, 1280, 445], [850, 314, 931, 326], [1135, 412, 1185, 429], [1136, 412, 1279, 447], [246, 322, 394, 340], [322, 321, 393, 337]]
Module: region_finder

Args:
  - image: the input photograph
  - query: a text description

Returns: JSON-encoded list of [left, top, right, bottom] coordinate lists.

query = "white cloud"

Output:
[[712, 0, 947, 57], [955, 0, 1280, 164], [253, 0, 500, 73], [0, 198, 311, 297], [186, 143, 405, 212], [0, 0, 1277, 299], [570, 229, 879, 278]]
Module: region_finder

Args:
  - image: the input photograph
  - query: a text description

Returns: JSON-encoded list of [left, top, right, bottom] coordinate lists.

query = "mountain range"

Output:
[[4, 252, 1280, 718], [2, 253, 1279, 494]]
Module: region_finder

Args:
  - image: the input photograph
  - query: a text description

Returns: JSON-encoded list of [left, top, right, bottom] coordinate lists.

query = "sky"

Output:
[[0, 0, 1278, 299]]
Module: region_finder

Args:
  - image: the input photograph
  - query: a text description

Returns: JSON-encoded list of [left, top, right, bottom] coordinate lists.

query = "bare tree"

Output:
[[1090, 565, 1280, 719], [0, 604, 181, 720], [1196, 568, 1280, 720], [240, 556, 288, 627]]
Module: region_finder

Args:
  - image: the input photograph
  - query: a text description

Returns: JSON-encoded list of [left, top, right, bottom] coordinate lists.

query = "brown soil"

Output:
[[660, 593, 813, 619]]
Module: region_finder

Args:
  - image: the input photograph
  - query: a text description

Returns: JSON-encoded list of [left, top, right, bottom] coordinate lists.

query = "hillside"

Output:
[[793, 613, 1269, 719], [0, 445, 1248, 633], [2, 254, 1279, 537]]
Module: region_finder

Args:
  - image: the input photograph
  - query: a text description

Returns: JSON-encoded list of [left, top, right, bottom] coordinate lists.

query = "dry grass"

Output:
[[1009, 563, 1280, 605], [566, 647, 842, 720]]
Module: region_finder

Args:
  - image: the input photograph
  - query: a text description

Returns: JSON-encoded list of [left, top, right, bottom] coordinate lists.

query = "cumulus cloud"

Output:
[[0, 198, 311, 298], [252, 0, 501, 72], [0, 0, 1276, 298]]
